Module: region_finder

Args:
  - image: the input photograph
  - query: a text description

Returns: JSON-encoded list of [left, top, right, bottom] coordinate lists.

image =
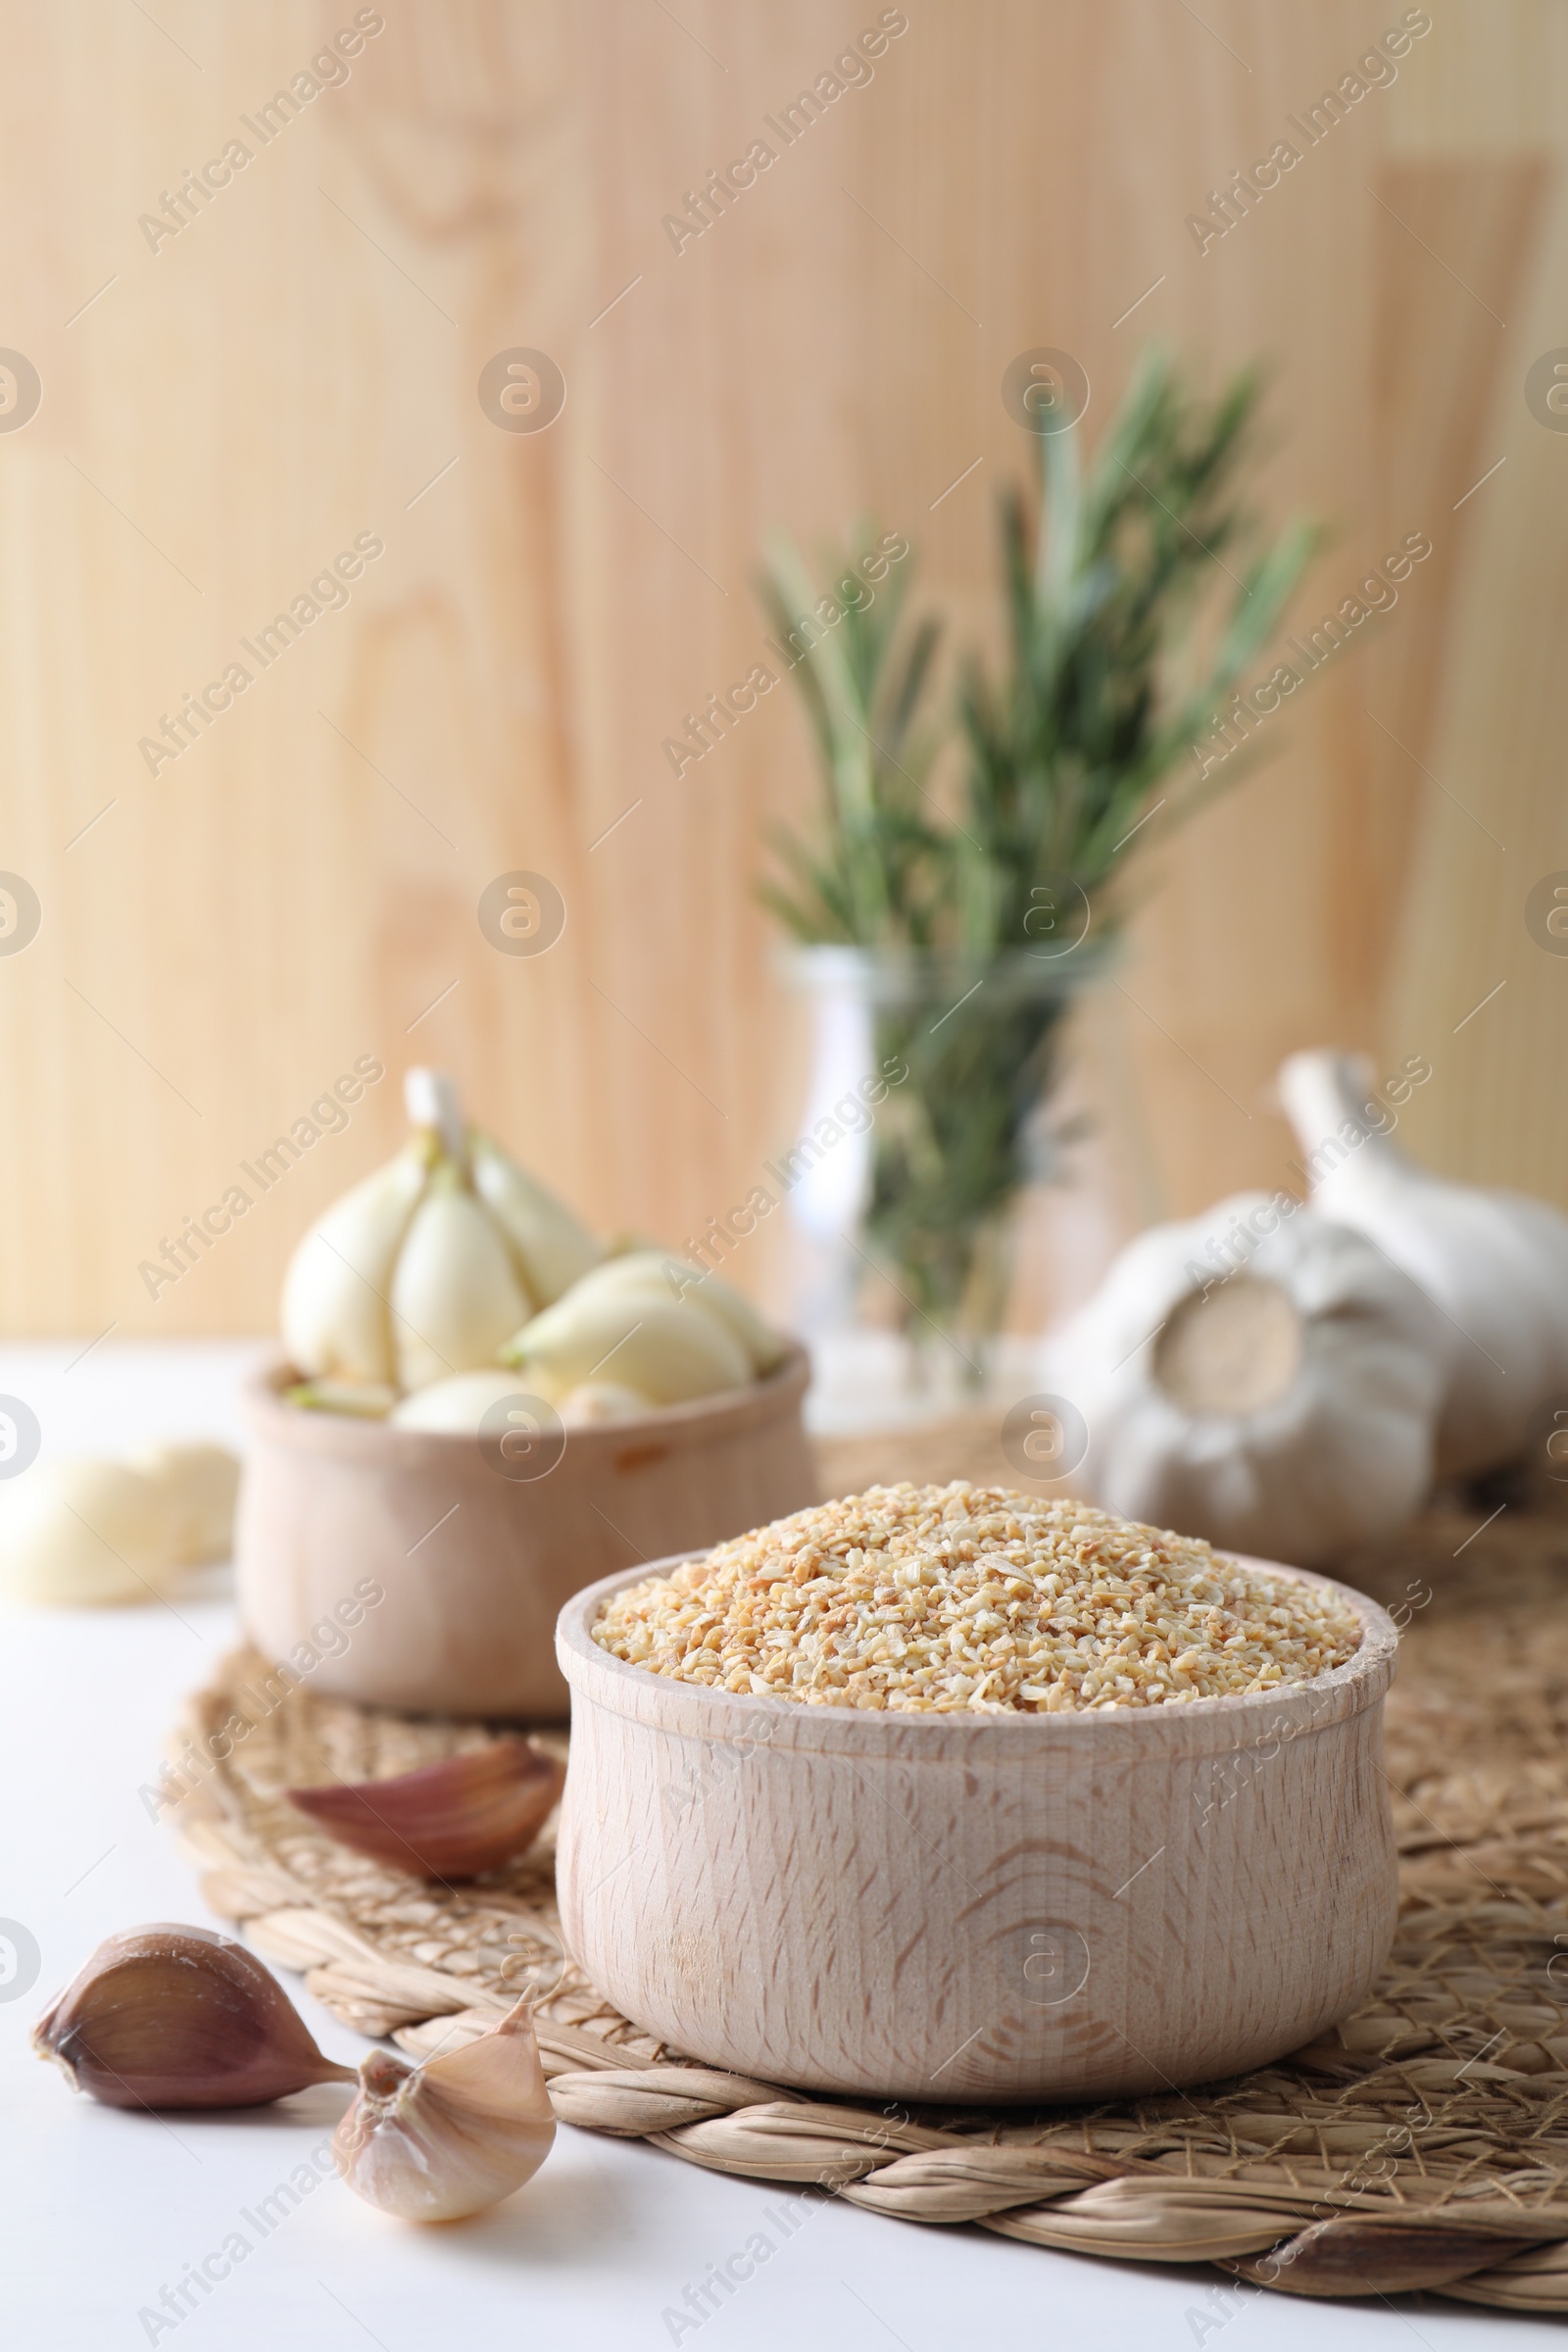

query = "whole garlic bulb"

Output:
[[1278, 1050, 1568, 1477], [1044, 1190, 1446, 1567], [333, 1996, 555, 2221], [281, 1070, 601, 1395]]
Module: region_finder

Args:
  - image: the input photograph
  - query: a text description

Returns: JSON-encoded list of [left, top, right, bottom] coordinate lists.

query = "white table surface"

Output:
[[0, 1342, 1544, 2349]]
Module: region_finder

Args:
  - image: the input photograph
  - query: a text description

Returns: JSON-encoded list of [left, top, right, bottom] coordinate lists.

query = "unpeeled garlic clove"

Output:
[[31, 1924, 355, 2109], [285, 1738, 565, 1880], [333, 1996, 555, 2221]]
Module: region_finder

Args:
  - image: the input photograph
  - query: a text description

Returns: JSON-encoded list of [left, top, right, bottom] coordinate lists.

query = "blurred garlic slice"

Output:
[[281, 1141, 430, 1386], [503, 1289, 751, 1404], [470, 1129, 602, 1305], [389, 1369, 532, 1432], [572, 1250, 785, 1373], [391, 1162, 531, 1394]]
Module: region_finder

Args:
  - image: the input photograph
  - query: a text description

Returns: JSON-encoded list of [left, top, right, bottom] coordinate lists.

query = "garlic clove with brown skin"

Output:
[[31, 1924, 355, 2109], [333, 1996, 555, 2221], [285, 1738, 565, 1880]]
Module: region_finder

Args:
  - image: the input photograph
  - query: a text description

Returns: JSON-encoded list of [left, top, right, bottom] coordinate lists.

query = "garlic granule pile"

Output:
[[592, 1483, 1362, 1713]]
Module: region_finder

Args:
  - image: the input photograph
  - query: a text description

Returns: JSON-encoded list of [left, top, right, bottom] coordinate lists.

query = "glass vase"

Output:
[[780, 939, 1114, 1394]]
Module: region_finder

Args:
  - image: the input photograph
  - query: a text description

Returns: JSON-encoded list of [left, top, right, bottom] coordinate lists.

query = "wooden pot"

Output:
[[234, 1348, 816, 1721], [556, 1556, 1399, 2103]]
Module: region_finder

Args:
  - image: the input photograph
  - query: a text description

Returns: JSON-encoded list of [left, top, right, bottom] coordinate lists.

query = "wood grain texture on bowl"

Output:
[[556, 1554, 1399, 2105], [234, 1348, 815, 1721]]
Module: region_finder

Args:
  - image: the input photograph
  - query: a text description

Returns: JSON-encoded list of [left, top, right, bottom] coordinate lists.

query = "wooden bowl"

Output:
[[233, 1348, 816, 1721], [555, 1555, 1399, 2104]]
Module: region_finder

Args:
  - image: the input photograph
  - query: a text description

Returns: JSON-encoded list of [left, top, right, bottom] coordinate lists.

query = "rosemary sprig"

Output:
[[760, 350, 1316, 951], [755, 526, 945, 949], [757, 350, 1319, 1350]]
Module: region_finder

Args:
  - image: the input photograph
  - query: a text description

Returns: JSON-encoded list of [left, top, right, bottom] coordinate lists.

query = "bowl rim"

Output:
[[556, 1545, 1398, 1760], [240, 1343, 810, 1462]]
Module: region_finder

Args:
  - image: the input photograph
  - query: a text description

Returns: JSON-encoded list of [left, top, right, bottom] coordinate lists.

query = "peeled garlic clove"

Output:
[[503, 1290, 751, 1404], [388, 1368, 533, 1433], [470, 1129, 602, 1306], [281, 1142, 431, 1386], [573, 1250, 786, 1373], [32, 1924, 355, 2108], [391, 1162, 531, 1394], [333, 1996, 555, 2221], [130, 1442, 241, 1566], [285, 1379, 398, 1419], [0, 1458, 188, 1606], [286, 1738, 564, 1878], [558, 1381, 655, 1426]]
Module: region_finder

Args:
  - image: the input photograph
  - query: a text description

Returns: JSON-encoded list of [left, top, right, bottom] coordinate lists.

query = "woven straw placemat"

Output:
[[167, 1427, 1568, 2312]]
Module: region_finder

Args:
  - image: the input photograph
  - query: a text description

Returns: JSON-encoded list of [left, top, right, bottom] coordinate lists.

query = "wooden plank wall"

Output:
[[0, 0, 1551, 1335], [1381, 11, 1568, 1199]]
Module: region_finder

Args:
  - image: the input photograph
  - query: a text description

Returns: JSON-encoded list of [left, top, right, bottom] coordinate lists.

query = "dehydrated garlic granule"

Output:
[[592, 1483, 1362, 1714]]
